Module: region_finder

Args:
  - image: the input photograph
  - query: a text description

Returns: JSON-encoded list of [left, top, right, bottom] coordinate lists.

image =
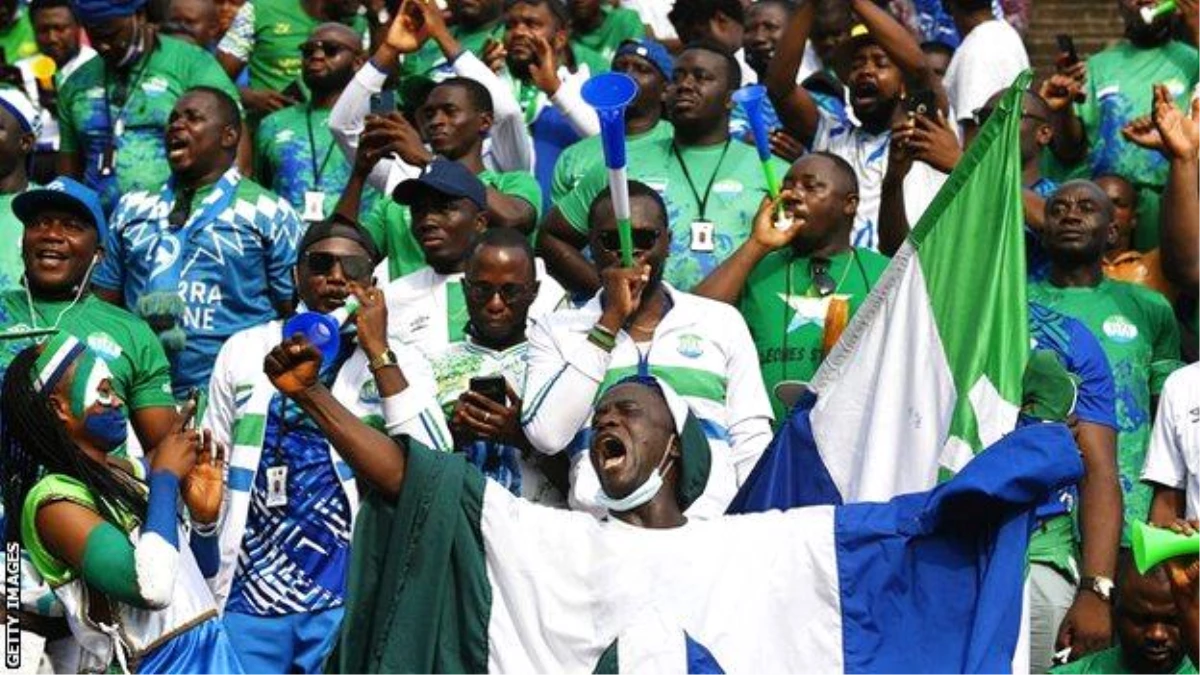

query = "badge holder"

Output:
[[302, 190, 326, 222], [689, 219, 715, 252]]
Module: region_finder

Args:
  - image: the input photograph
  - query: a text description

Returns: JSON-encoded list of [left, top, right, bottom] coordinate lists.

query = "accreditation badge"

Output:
[[265, 465, 288, 507], [689, 219, 715, 252], [303, 190, 327, 222]]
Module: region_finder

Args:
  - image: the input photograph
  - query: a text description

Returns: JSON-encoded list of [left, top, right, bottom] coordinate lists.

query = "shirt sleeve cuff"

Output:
[[382, 386, 427, 434], [358, 60, 391, 92], [561, 332, 612, 383]]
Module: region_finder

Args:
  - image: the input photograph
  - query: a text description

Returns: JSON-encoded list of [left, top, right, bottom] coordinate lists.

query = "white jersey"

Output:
[[944, 20, 1030, 125], [813, 109, 948, 251], [521, 284, 774, 519], [1142, 363, 1200, 519], [384, 258, 568, 356]]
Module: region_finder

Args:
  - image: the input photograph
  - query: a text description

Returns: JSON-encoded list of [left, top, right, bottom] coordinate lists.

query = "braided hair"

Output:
[[2, 346, 146, 546]]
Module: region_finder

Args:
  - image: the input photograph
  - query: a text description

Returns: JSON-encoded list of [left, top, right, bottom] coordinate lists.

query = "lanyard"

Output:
[[103, 55, 151, 138], [671, 140, 731, 221], [305, 106, 338, 186]]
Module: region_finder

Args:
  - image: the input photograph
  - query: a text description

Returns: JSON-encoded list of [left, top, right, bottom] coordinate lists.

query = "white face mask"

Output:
[[595, 434, 677, 513]]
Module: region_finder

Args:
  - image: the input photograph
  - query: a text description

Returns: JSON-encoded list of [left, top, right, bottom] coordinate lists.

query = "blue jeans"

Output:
[[222, 606, 344, 674]]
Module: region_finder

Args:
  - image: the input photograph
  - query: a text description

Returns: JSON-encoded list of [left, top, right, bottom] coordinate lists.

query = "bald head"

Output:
[[311, 21, 362, 50]]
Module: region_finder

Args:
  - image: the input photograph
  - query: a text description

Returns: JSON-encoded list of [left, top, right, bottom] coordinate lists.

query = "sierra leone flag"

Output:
[[730, 72, 1034, 513]]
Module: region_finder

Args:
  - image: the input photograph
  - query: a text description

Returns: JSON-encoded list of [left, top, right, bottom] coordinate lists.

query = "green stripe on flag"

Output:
[[911, 72, 1032, 458]]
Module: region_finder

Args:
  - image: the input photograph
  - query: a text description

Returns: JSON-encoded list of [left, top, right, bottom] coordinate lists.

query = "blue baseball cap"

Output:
[[72, 0, 148, 24], [613, 38, 674, 80], [392, 159, 487, 211], [13, 177, 109, 242]]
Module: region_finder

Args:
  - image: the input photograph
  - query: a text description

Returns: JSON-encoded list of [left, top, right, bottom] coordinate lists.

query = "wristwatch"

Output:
[[1080, 575, 1114, 602], [368, 348, 398, 373]]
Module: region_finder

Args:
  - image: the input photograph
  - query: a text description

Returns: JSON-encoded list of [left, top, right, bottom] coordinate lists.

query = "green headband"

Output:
[[33, 332, 103, 417]]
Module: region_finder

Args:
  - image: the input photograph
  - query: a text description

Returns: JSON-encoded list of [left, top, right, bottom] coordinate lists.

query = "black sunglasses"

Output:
[[810, 258, 836, 297], [596, 228, 660, 253], [304, 251, 374, 280], [462, 280, 532, 305], [300, 40, 351, 58]]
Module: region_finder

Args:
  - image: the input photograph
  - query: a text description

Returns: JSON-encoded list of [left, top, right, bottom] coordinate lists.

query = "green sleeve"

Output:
[[1148, 297, 1183, 395], [361, 198, 391, 254], [558, 167, 607, 235], [57, 82, 79, 153], [551, 146, 578, 204], [494, 171, 544, 221], [81, 521, 149, 608], [612, 8, 647, 41], [128, 321, 178, 409]]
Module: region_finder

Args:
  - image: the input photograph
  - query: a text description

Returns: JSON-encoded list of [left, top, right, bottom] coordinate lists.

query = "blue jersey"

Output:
[[93, 173, 303, 396], [1029, 301, 1118, 519]]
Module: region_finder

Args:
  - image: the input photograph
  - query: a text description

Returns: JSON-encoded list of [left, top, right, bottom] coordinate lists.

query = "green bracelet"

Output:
[[588, 326, 616, 352]]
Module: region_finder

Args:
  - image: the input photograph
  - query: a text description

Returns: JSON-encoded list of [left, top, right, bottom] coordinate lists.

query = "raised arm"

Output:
[[765, 0, 820, 146], [694, 196, 802, 303]]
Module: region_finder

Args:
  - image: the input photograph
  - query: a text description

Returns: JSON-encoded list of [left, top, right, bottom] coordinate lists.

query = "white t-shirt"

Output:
[[1141, 363, 1200, 519], [812, 110, 948, 251], [944, 20, 1030, 124]]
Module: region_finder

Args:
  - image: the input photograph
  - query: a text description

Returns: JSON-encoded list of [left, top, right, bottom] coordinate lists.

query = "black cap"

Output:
[[299, 219, 382, 264], [392, 159, 488, 211]]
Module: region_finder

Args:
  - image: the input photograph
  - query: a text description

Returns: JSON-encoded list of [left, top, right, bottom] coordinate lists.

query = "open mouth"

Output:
[[595, 432, 629, 471], [166, 136, 189, 160], [851, 81, 880, 105]]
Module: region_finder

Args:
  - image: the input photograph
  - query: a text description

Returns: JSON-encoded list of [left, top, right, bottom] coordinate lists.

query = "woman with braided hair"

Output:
[[1, 333, 242, 673]]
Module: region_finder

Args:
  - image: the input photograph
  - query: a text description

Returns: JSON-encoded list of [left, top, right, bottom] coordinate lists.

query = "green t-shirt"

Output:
[[0, 291, 176, 411], [550, 120, 673, 203], [254, 104, 379, 220], [362, 168, 543, 280], [557, 136, 789, 291], [0, 7, 38, 63], [0, 190, 26, 290], [57, 35, 240, 213], [1027, 514, 1078, 581], [736, 247, 889, 423], [1028, 278, 1183, 544], [1052, 646, 1197, 674], [1040, 40, 1199, 250], [569, 6, 646, 67], [243, 0, 367, 94]]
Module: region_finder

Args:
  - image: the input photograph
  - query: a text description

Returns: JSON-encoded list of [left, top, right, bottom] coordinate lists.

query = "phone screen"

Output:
[[470, 376, 507, 405]]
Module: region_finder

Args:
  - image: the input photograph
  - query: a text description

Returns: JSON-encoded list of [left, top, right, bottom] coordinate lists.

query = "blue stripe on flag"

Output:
[[833, 423, 1081, 673], [229, 467, 254, 492], [726, 392, 843, 513], [684, 633, 725, 674]]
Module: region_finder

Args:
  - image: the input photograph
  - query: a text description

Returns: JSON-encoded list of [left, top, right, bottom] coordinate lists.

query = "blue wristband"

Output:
[[145, 471, 181, 549]]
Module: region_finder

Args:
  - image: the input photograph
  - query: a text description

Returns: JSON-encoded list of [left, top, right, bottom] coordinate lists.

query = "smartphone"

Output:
[[369, 90, 396, 116], [905, 89, 937, 119], [469, 375, 507, 406], [1056, 34, 1080, 66]]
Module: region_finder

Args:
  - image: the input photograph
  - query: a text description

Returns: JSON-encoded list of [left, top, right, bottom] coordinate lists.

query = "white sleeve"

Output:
[[719, 307, 775, 484], [948, 40, 1027, 124], [200, 338, 237, 452], [453, 52, 535, 172], [520, 316, 610, 455], [329, 61, 421, 194], [550, 68, 600, 138], [1142, 381, 1187, 490], [380, 341, 453, 451], [215, 1, 255, 64]]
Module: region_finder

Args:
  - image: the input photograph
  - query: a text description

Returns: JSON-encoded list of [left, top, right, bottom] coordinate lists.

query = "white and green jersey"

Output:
[[521, 284, 774, 519], [383, 259, 568, 357]]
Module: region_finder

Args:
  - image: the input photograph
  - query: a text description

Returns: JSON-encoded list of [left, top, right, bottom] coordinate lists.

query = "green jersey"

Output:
[[557, 136, 789, 291], [0, 291, 176, 411], [0, 7, 38, 63], [254, 104, 378, 220], [1040, 40, 1199, 250], [550, 120, 673, 203], [1051, 646, 1197, 674], [1029, 278, 1183, 543], [216, 0, 368, 94], [363, 169, 542, 280], [736, 247, 889, 423], [0, 190, 27, 290], [58, 35, 240, 213], [569, 6, 646, 67]]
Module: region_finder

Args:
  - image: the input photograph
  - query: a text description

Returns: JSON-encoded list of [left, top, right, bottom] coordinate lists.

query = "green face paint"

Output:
[[68, 352, 105, 419]]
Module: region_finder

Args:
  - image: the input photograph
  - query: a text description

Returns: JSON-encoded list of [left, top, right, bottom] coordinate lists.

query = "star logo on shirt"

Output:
[[777, 293, 831, 333]]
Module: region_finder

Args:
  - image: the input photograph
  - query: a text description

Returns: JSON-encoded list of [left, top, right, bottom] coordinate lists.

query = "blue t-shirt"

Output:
[[1029, 301, 1118, 519], [93, 177, 302, 396], [226, 393, 352, 616]]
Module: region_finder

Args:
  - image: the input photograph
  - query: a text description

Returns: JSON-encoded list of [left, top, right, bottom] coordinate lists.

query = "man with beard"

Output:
[[93, 87, 303, 399], [523, 181, 773, 518], [693, 153, 889, 424], [216, 0, 366, 119], [331, 2, 540, 280], [541, 42, 787, 295], [565, 0, 644, 65], [202, 220, 449, 673], [255, 23, 367, 223], [767, 0, 949, 252], [55, 0, 241, 214], [1040, 0, 1199, 250], [496, 0, 604, 208]]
